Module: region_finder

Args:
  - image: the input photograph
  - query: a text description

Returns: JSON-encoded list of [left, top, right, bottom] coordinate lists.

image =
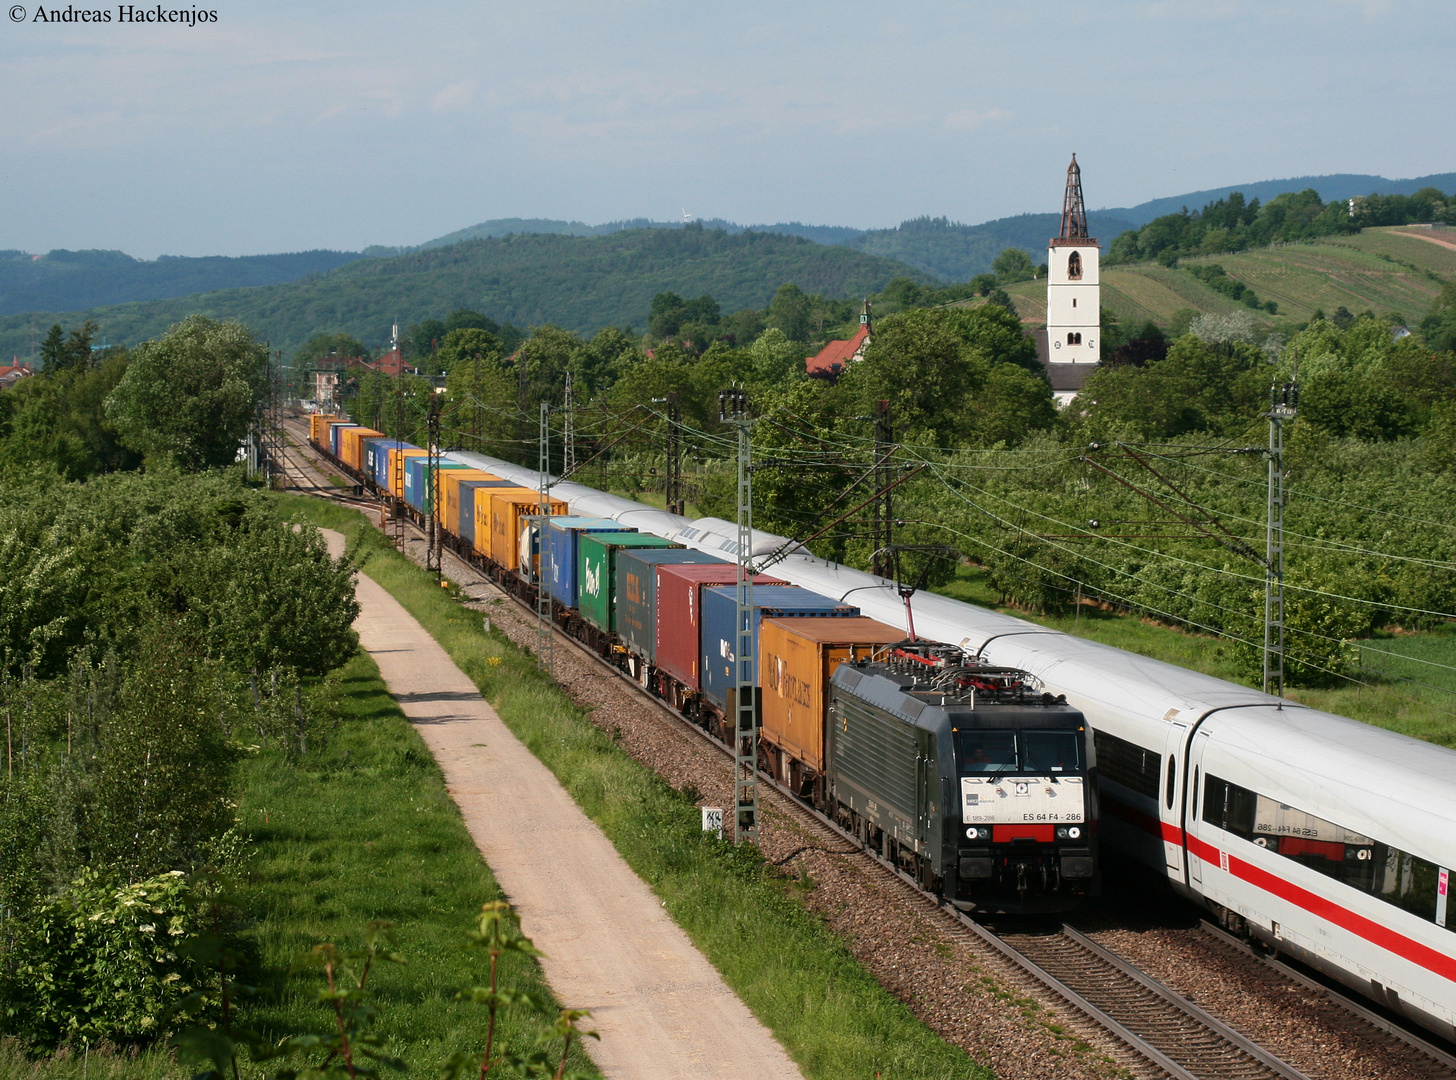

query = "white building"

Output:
[[1045, 154, 1100, 368]]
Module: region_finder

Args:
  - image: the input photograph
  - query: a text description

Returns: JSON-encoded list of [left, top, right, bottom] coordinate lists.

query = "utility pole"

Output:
[[536, 401, 554, 676], [563, 372, 576, 477], [719, 384, 758, 845], [1263, 359, 1298, 702], [393, 372, 406, 549], [426, 393, 442, 578], [653, 391, 684, 515], [871, 399, 894, 579]]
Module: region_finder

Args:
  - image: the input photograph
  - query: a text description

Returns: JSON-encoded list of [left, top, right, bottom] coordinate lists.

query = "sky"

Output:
[[2, 0, 1450, 259]]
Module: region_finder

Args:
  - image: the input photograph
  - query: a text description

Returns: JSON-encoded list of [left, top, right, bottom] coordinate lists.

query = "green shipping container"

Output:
[[577, 532, 681, 633]]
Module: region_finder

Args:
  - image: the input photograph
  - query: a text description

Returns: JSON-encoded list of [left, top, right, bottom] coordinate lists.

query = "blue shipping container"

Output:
[[547, 518, 633, 608], [361, 437, 388, 481], [698, 586, 860, 709], [371, 440, 417, 489], [329, 422, 357, 458], [615, 549, 725, 660]]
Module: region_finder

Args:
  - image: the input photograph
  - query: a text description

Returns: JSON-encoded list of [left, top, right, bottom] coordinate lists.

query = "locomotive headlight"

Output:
[[1055, 826, 1083, 840], [965, 826, 984, 840]]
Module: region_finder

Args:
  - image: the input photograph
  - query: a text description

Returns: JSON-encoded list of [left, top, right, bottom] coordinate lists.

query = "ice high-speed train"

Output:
[[459, 452, 1456, 1041]]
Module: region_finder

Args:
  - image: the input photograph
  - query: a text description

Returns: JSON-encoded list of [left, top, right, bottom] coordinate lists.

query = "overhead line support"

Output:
[[720, 384, 758, 846]]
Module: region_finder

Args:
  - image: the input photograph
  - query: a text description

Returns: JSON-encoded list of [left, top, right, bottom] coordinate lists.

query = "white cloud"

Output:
[[431, 79, 476, 113], [944, 107, 1011, 132]]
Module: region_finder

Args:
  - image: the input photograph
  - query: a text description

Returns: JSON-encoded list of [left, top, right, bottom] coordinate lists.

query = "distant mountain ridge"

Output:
[[4, 170, 1451, 326], [0, 226, 930, 362], [0, 248, 364, 319]]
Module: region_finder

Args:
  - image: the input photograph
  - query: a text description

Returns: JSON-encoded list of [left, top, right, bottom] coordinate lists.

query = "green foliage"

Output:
[[1419, 280, 1456, 353], [1184, 263, 1278, 313], [0, 228, 927, 361], [293, 333, 366, 367], [0, 333, 138, 480], [1072, 334, 1269, 442], [105, 316, 268, 471], [840, 305, 1051, 446], [1106, 189, 1359, 264], [992, 247, 1035, 283], [9, 870, 212, 1047]]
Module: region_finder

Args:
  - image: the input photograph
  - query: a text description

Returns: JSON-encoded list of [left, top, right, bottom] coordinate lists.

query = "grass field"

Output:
[[280, 495, 993, 1080], [0, 652, 587, 1080], [937, 565, 1456, 748]]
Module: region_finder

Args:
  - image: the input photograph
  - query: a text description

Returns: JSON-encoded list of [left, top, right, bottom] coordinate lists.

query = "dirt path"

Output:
[[320, 529, 803, 1080]]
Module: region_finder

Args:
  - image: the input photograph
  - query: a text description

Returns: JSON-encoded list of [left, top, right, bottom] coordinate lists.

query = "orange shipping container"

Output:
[[340, 427, 383, 472], [439, 469, 501, 536], [488, 490, 567, 571], [389, 448, 428, 498], [471, 486, 536, 558], [759, 616, 906, 775]]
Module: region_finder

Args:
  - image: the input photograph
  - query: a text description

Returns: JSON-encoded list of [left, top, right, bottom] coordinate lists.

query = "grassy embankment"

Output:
[[940, 564, 1456, 748], [0, 653, 587, 1079], [279, 493, 995, 1080]]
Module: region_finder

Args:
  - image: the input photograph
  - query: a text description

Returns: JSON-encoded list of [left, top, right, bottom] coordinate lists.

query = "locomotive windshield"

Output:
[[957, 730, 1083, 775]]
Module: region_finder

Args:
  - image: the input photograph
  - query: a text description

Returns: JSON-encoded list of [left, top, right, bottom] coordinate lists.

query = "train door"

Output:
[[1160, 722, 1189, 879], [1186, 729, 1212, 890]]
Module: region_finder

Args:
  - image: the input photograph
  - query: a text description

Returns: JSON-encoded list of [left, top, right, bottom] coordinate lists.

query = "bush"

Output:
[[7, 869, 212, 1047]]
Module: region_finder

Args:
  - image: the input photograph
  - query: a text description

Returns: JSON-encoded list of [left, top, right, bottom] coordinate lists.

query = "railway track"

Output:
[[282, 429, 1456, 1080]]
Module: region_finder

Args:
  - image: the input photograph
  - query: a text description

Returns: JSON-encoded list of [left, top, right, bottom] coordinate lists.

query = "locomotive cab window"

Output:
[[1022, 731, 1083, 773], [957, 730, 1017, 773], [957, 730, 1083, 775]]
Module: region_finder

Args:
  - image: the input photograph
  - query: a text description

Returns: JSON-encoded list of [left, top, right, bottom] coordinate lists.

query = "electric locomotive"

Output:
[[828, 643, 1096, 914]]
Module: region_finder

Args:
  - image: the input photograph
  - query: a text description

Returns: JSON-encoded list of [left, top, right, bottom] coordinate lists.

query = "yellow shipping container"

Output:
[[472, 486, 534, 558], [389, 448, 428, 498], [310, 414, 340, 445], [340, 427, 383, 472], [488, 490, 567, 571], [759, 617, 905, 776]]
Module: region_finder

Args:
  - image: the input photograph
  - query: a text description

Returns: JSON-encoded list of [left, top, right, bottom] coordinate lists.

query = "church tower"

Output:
[[1045, 155, 1099, 365]]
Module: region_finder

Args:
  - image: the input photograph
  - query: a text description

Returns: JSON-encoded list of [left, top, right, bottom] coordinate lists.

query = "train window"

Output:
[[1204, 774, 1441, 927], [1093, 730, 1160, 799], [1022, 731, 1083, 773], [1192, 767, 1199, 814], [957, 730, 1017, 774], [1165, 756, 1176, 809]]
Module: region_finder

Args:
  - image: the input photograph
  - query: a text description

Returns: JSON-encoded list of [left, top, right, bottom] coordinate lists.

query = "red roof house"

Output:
[[805, 301, 872, 378]]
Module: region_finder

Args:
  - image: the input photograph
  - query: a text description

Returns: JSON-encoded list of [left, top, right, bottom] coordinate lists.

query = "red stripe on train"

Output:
[[1102, 791, 1456, 984]]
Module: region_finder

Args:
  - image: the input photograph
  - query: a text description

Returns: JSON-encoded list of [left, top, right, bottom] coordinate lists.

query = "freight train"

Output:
[[308, 415, 1098, 913], [310, 419, 1456, 1038]]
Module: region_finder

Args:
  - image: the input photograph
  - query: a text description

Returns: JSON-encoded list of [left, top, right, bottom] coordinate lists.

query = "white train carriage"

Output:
[[461, 455, 1456, 1038]]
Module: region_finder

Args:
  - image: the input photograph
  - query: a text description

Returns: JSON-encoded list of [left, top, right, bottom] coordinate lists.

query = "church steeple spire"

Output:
[[1059, 154, 1090, 241]]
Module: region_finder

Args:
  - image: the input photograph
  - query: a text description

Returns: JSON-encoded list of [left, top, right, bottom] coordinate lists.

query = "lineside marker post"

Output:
[[720, 385, 758, 845]]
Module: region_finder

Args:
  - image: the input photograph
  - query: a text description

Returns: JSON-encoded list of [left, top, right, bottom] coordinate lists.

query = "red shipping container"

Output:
[[654, 564, 784, 690]]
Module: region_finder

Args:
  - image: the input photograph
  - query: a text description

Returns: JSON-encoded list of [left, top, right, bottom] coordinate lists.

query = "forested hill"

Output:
[[0, 247, 364, 318], [0, 226, 929, 360]]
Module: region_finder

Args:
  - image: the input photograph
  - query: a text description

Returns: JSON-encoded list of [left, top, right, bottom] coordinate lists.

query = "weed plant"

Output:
[[278, 493, 990, 1080]]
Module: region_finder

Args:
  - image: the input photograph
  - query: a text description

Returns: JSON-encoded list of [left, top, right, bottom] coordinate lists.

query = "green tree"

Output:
[[766, 284, 813, 342], [105, 316, 268, 470], [992, 248, 1035, 283]]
